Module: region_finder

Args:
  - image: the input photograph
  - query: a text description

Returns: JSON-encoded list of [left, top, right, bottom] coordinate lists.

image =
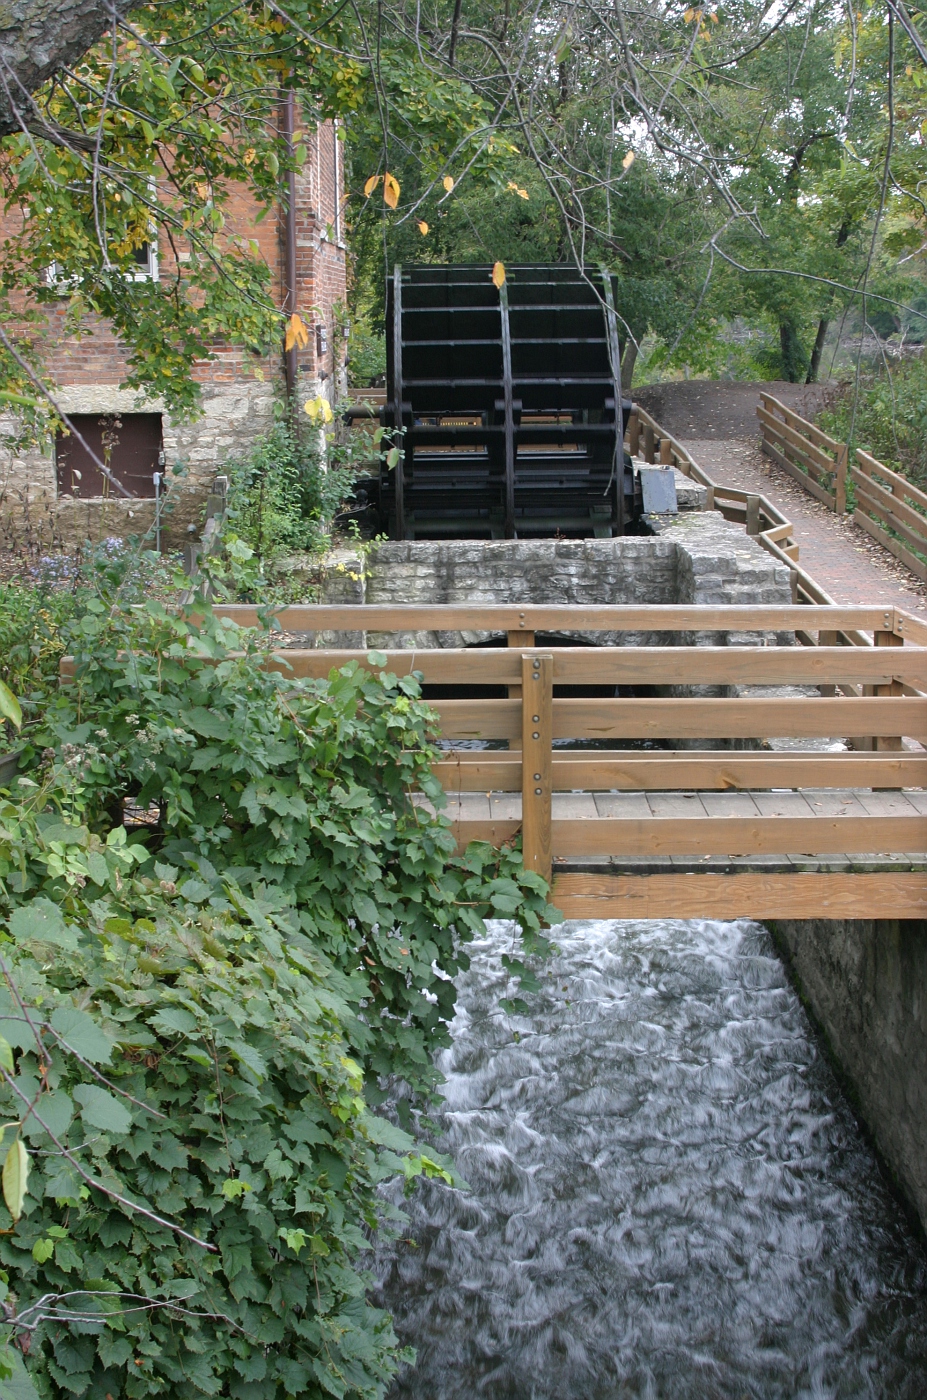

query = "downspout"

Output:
[[282, 91, 298, 408]]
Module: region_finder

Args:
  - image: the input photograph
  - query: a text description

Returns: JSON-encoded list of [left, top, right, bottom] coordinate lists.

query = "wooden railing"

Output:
[[213, 603, 927, 919], [629, 404, 839, 611], [755, 394, 927, 587], [851, 450, 927, 585], [758, 393, 848, 514]]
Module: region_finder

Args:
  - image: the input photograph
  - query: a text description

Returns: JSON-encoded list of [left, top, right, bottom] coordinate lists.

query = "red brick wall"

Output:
[[1, 117, 347, 399]]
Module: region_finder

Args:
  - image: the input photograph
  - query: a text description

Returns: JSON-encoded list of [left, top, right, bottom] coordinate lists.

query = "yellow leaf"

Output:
[[492, 261, 506, 289], [243, 148, 257, 166], [622, 150, 635, 169], [2, 1139, 28, 1222], [195, 182, 210, 201], [364, 174, 380, 197], [443, 175, 455, 192], [383, 172, 400, 209], [285, 313, 309, 352], [0, 680, 22, 731], [518, 187, 529, 200], [304, 395, 333, 423], [417, 220, 429, 235]]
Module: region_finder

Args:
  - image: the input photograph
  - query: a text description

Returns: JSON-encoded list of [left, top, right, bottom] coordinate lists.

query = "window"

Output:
[[48, 240, 159, 291], [56, 413, 163, 498], [128, 240, 159, 281]]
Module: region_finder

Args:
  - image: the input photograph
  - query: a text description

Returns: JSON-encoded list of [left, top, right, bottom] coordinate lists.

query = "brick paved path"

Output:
[[683, 437, 927, 616]]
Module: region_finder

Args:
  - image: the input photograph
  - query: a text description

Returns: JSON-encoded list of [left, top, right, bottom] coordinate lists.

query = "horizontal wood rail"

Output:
[[432, 750, 927, 792], [205, 611, 927, 919], [214, 602, 905, 637], [753, 395, 927, 593], [627, 404, 844, 611], [549, 872, 927, 919], [268, 645, 927, 688], [431, 695, 927, 741], [851, 449, 927, 585], [757, 394, 847, 514]]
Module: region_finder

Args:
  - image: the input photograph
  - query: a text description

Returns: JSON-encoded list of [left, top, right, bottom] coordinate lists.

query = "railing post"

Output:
[[507, 627, 534, 719], [874, 627, 904, 758], [835, 444, 848, 515], [521, 652, 552, 885], [628, 409, 641, 458], [746, 494, 761, 536], [659, 435, 674, 466]]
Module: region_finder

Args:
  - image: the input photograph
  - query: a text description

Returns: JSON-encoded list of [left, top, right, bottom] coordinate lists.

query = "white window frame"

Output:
[[47, 237, 159, 292]]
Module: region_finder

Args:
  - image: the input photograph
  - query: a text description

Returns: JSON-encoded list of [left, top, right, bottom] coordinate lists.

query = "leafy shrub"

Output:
[[819, 352, 927, 487], [0, 800, 428, 1398], [39, 599, 553, 1096], [224, 420, 358, 566], [346, 326, 386, 389], [0, 542, 173, 727], [0, 587, 557, 1396]]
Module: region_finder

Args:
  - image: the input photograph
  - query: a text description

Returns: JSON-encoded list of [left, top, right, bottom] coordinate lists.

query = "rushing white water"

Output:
[[374, 918, 927, 1398]]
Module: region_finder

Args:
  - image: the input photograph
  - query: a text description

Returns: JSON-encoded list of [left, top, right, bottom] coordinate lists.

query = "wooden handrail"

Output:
[[282, 631, 926, 893], [212, 602, 902, 633]]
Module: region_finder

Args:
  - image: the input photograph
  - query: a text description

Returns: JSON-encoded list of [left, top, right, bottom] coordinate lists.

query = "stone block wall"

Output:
[[770, 918, 927, 1236], [0, 379, 276, 549], [318, 512, 792, 648]]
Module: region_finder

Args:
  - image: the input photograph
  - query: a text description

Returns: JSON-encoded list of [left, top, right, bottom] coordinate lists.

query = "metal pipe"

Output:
[[282, 91, 298, 405], [153, 471, 162, 552]]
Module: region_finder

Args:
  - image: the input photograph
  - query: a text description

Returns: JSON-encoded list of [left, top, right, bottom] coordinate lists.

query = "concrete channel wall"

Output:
[[769, 919, 927, 1236]]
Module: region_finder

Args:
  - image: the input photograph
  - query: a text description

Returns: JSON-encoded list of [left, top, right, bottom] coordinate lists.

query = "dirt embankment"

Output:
[[633, 380, 836, 441]]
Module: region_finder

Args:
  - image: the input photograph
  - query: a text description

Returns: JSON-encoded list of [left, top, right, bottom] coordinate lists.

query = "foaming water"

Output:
[[374, 919, 927, 1398]]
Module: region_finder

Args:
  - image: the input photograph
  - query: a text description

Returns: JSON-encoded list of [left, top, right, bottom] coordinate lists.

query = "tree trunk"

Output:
[[0, 0, 132, 136], [806, 319, 829, 383], [620, 340, 638, 393], [779, 321, 807, 383], [448, 0, 463, 65]]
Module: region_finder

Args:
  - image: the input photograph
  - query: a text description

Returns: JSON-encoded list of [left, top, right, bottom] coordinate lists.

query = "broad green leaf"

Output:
[[85, 851, 110, 887], [228, 1040, 266, 1081], [73, 1084, 132, 1134], [360, 1113, 414, 1152], [23, 1091, 72, 1143], [8, 899, 77, 950], [182, 707, 231, 739], [50, 1007, 114, 1063], [0, 681, 21, 731], [279, 1227, 308, 1256], [32, 1238, 54, 1264], [0, 1036, 13, 1076], [151, 1006, 199, 1035], [221, 1178, 251, 1201], [0, 1347, 40, 1399], [2, 1140, 29, 1221], [352, 893, 379, 926]]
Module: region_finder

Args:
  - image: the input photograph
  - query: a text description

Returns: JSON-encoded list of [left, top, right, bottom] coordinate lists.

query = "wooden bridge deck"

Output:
[[212, 601, 927, 921]]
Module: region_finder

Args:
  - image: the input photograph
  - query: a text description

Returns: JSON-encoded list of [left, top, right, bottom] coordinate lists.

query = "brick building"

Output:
[[0, 116, 347, 549]]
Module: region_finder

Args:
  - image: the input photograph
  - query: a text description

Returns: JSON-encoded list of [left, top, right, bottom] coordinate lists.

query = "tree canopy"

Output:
[[0, 0, 924, 425]]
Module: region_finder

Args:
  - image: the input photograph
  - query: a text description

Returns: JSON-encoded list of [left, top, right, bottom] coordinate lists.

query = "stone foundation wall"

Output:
[[0, 380, 276, 551], [769, 918, 927, 1236], [318, 512, 792, 648]]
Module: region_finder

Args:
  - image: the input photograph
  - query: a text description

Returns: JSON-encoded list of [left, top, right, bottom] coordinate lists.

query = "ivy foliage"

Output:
[[39, 594, 555, 1098], [0, 575, 558, 1396], [0, 797, 440, 1398]]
